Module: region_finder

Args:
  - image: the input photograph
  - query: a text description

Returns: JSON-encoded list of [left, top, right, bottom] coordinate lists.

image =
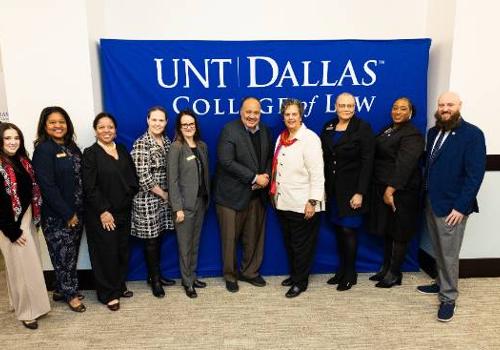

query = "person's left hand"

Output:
[[383, 186, 396, 212], [445, 209, 464, 226], [304, 202, 316, 220], [67, 214, 79, 229], [350, 193, 363, 209]]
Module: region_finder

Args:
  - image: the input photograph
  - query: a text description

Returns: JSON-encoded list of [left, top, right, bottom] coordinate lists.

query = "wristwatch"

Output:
[[308, 199, 318, 206]]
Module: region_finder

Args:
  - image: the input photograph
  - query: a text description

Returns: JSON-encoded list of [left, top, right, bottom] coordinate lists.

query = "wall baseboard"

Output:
[[418, 249, 500, 278]]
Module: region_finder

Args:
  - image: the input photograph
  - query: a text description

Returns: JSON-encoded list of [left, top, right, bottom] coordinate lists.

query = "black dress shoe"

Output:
[[148, 276, 176, 286], [183, 285, 198, 299], [285, 285, 304, 298], [193, 279, 207, 288], [326, 273, 344, 285], [107, 301, 120, 311], [239, 274, 266, 287], [337, 274, 358, 291], [225, 280, 239, 293], [281, 277, 293, 287], [122, 290, 134, 298], [375, 272, 402, 288], [22, 320, 38, 330], [369, 270, 387, 282]]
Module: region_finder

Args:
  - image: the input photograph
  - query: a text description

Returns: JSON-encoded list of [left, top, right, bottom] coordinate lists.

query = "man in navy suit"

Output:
[[417, 92, 486, 322], [214, 97, 273, 293]]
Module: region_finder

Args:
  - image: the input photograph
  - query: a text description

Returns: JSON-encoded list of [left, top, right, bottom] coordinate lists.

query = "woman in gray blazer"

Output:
[[168, 110, 210, 298]]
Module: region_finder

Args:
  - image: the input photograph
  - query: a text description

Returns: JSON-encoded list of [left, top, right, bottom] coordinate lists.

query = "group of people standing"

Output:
[[0, 90, 486, 330]]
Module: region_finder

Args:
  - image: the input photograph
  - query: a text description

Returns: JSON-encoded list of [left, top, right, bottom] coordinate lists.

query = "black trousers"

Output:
[[86, 209, 130, 304], [277, 210, 320, 289]]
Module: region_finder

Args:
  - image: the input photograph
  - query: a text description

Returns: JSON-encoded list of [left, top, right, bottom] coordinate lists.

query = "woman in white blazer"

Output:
[[270, 98, 325, 298]]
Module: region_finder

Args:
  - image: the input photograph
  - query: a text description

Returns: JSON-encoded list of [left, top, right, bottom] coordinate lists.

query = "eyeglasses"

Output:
[[180, 123, 196, 129]]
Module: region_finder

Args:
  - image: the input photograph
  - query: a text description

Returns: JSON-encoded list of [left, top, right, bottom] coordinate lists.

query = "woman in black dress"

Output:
[[320, 92, 374, 291], [83, 113, 138, 310], [368, 97, 424, 288]]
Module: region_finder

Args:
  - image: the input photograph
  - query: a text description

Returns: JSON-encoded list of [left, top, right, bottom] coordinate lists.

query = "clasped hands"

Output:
[[251, 173, 269, 190]]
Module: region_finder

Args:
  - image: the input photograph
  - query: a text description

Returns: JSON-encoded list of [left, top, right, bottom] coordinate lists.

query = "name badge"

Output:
[[56, 152, 67, 158], [326, 125, 334, 131], [186, 155, 196, 161]]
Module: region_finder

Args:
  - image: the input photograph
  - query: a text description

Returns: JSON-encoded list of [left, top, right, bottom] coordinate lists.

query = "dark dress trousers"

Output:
[[82, 143, 138, 304], [321, 116, 374, 217], [168, 140, 210, 287], [213, 119, 273, 281], [368, 122, 425, 241]]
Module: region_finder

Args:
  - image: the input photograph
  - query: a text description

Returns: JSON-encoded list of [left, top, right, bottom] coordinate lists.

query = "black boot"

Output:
[[369, 237, 393, 281], [375, 240, 407, 288], [144, 238, 165, 298], [336, 226, 358, 291], [327, 226, 345, 285]]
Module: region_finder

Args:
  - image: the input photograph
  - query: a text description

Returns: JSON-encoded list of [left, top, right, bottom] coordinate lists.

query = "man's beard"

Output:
[[434, 111, 461, 131]]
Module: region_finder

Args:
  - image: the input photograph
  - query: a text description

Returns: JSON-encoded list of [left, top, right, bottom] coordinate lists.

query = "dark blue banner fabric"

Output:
[[100, 39, 431, 280]]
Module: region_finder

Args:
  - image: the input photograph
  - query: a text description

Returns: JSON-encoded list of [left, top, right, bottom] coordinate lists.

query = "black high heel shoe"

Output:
[[375, 272, 402, 288], [337, 274, 357, 291], [369, 270, 387, 282]]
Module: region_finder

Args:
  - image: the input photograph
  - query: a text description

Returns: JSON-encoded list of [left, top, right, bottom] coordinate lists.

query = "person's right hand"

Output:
[[176, 210, 185, 223], [15, 231, 27, 247], [255, 174, 269, 187], [100, 211, 116, 231]]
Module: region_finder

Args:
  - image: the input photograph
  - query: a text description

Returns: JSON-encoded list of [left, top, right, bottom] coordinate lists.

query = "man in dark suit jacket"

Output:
[[417, 92, 486, 322], [213, 97, 273, 292]]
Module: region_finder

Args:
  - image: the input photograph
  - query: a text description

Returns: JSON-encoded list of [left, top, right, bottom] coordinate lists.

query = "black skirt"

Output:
[[367, 183, 421, 242]]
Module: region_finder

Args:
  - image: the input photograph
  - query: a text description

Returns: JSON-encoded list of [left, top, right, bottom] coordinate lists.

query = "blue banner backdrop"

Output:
[[100, 39, 431, 280]]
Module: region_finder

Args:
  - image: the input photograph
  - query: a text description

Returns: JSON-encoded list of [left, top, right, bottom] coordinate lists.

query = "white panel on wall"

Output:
[[0, 49, 8, 122]]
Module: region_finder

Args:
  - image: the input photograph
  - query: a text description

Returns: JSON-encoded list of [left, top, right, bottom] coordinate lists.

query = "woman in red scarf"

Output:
[[271, 99, 325, 298], [0, 123, 50, 330]]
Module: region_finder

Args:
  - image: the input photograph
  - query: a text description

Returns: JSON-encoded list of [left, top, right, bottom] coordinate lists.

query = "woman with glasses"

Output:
[[320, 92, 374, 291], [168, 110, 209, 298]]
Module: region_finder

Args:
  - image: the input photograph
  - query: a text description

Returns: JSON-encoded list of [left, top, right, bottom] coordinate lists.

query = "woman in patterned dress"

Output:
[[131, 106, 175, 298], [32, 106, 86, 312]]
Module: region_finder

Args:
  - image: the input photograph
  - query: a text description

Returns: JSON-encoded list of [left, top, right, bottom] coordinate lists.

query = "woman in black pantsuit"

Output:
[[83, 113, 138, 310], [320, 92, 374, 291], [368, 97, 424, 288]]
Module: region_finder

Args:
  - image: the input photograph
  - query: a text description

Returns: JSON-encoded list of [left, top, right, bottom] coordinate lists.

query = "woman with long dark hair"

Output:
[[0, 123, 50, 329], [32, 106, 86, 312], [168, 110, 210, 298], [368, 97, 424, 288]]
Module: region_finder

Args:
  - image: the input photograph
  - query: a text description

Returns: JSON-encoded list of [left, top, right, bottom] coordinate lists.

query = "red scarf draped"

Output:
[[269, 130, 298, 196], [0, 156, 42, 225]]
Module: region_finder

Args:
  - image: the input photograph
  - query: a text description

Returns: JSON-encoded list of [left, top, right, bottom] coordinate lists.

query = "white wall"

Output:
[[0, 0, 498, 268]]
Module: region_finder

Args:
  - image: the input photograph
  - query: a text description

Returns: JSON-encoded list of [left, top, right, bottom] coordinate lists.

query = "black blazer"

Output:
[[32, 139, 82, 222], [213, 119, 273, 211], [82, 143, 138, 216], [321, 116, 374, 216], [373, 122, 425, 191]]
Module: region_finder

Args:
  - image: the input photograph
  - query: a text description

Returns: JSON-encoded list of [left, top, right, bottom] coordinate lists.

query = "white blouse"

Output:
[[273, 123, 325, 213]]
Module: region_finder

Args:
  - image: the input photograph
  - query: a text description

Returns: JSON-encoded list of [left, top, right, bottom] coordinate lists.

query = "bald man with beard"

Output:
[[417, 92, 486, 322]]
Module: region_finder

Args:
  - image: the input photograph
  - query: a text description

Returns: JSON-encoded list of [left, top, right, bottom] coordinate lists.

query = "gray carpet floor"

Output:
[[1, 258, 499, 350]]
